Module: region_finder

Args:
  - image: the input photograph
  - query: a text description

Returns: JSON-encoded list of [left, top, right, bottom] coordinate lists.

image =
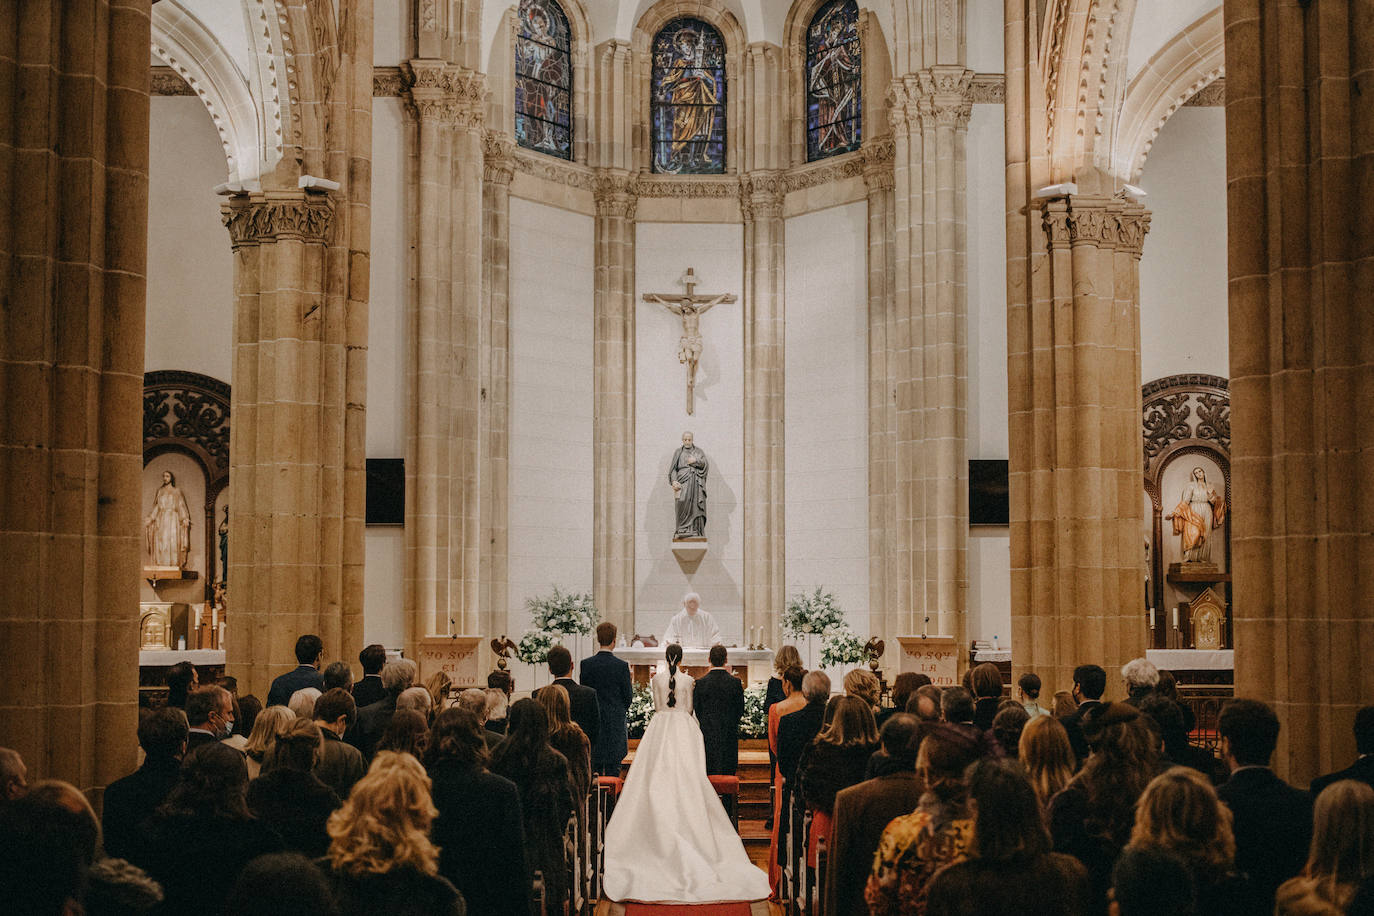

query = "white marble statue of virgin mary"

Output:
[[145, 470, 192, 569]]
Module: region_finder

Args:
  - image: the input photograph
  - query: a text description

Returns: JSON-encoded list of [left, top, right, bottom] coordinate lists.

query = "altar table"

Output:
[[612, 646, 774, 687]]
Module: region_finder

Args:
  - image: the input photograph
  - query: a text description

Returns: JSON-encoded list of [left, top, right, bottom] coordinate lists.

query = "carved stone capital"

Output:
[[740, 171, 785, 221], [593, 169, 638, 220], [862, 139, 896, 192], [220, 193, 335, 248], [1041, 197, 1151, 256], [483, 132, 517, 185], [402, 61, 487, 130], [889, 68, 975, 134]]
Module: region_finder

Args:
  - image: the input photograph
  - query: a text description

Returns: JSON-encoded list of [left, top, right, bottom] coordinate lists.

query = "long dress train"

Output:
[[602, 669, 770, 903]]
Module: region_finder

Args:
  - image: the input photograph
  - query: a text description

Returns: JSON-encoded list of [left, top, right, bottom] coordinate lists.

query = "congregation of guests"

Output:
[[5, 632, 1374, 916]]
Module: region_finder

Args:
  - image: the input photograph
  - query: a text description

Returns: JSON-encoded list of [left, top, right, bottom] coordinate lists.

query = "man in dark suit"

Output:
[[351, 643, 388, 708], [1216, 698, 1313, 911], [267, 634, 326, 707], [102, 708, 189, 861], [313, 688, 366, 800], [1311, 705, 1374, 797], [579, 622, 632, 774], [826, 714, 924, 916], [536, 645, 600, 749], [350, 658, 417, 760], [695, 644, 745, 775], [1060, 663, 1107, 762], [777, 670, 831, 787], [184, 686, 233, 754]]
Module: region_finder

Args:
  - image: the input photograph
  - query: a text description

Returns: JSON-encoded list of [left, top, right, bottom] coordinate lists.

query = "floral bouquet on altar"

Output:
[[820, 627, 867, 668], [782, 587, 846, 637], [526, 586, 600, 637], [514, 629, 557, 665]]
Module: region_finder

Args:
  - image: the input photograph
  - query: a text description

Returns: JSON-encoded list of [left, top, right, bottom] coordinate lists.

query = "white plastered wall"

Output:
[[362, 97, 411, 649], [146, 96, 234, 383], [1138, 106, 1229, 382], [507, 198, 597, 646], [966, 100, 1011, 646], [784, 202, 869, 637], [634, 223, 745, 644]]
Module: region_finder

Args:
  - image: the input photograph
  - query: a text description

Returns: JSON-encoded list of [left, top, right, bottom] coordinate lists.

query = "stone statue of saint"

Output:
[[1165, 466, 1227, 564], [668, 431, 709, 539], [145, 470, 192, 569]]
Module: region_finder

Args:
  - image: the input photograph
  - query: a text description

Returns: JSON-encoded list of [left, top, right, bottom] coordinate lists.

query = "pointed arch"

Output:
[[648, 17, 728, 173], [803, 0, 861, 161], [515, 0, 575, 159]]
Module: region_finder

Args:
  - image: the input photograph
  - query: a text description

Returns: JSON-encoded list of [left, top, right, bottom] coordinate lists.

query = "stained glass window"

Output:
[[651, 18, 726, 174], [806, 0, 861, 161], [515, 0, 572, 160]]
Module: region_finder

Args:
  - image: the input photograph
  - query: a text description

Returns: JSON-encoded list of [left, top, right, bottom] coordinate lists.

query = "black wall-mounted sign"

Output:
[[969, 459, 1009, 526], [366, 458, 405, 526]]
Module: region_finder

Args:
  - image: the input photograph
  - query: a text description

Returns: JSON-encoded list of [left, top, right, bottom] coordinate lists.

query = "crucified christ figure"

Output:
[[642, 268, 737, 415]]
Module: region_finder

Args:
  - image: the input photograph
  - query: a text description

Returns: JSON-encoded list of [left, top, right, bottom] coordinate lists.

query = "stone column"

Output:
[[863, 143, 899, 644], [740, 174, 787, 644], [480, 133, 515, 645], [1006, 173, 1150, 695], [222, 191, 341, 695], [592, 170, 638, 633], [401, 61, 487, 652], [0, 0, 150, 795], [882, 68, 974, 643], [1224, 0, 1374, 782]]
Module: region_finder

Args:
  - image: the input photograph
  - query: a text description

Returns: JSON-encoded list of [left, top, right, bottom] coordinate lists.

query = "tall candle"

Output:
[[1149, 608, 1156, 629], [1172, 607, 1179, 629]]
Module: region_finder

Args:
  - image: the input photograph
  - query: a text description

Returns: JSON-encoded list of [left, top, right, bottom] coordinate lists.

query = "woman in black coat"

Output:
[[426, 708, 532, 916], [492, 698, 576, 913], [246, 717, 341, 857], [797, 696, 879, 867], [135, 742, 283, 914]]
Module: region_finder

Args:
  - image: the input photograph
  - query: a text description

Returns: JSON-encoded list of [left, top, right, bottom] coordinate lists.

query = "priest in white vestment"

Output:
[[662, 592, 721, 647]]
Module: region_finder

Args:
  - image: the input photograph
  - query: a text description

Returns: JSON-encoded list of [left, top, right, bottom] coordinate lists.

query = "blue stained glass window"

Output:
[[651, 18, 726, 175], [806, 0, 861, 161], [515, 0, 572, 159]]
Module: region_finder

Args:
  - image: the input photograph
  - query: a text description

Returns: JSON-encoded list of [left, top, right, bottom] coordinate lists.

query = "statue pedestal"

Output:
[[671, 538, 707, 564], [1166, 562, 1225, 583], [143, 566, 197, 586]]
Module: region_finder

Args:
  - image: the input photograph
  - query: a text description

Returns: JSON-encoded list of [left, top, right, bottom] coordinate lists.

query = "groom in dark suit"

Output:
[[579, 622, 632, 774], [695, 644, 744, 775]]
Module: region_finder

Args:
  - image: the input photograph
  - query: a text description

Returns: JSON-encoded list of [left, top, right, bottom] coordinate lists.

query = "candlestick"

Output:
[[1149, 608, 1156, 630], [1172, 607, 1179, 629]]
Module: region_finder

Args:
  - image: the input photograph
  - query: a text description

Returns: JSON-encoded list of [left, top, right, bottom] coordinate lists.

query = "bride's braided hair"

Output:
[[666, 643, 684, 708]]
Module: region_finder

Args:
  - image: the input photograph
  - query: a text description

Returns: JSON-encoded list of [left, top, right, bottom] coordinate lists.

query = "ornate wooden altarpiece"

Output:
[[1142, 374, 1231, 649], [143, 370, 230, 601]]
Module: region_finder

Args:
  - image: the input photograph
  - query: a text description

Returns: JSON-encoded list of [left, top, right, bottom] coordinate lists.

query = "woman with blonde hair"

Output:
[[1276, 779, 1374, 915], [843, 668, 881, 715], [324, 751, 465, 915], [1128, 765, 1250, 914], [243, 705, 295, 779], [1019, 714, 1076, 811]]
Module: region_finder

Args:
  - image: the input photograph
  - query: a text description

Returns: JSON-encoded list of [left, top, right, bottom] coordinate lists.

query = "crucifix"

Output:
[[642, 267, 737, 415]]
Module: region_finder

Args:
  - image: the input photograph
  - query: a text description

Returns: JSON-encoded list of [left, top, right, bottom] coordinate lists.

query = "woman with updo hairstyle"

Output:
[[970, 662, 1005, 731], [601, 644, 769, 903], [766, 645, 804, 715], [324, 752, 465, 915], [247, 717, 341, 857], [426, 708, 531, 916], [491, 697, 575, 911], [1048, 702, 1165, 911], [1127, 766, 1249, 914], [1276, 779, 1374, 915], [866, 723, 982, 914], [137, 742, 284, 913]]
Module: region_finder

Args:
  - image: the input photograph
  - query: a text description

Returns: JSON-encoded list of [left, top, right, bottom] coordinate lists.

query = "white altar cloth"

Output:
[[1146, 649, 1233, 670], [613, 646, 774, 685]]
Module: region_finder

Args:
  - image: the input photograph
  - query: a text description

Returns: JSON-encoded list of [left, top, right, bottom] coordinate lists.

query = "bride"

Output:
[[602, 644, 770, 903]]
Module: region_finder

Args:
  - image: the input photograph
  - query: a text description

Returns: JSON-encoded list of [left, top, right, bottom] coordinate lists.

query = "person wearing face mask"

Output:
[[185, 686, 236, 753]]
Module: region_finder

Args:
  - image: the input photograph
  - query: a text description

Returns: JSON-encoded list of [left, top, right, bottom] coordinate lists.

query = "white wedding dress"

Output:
[[602, 668, 770, 903]]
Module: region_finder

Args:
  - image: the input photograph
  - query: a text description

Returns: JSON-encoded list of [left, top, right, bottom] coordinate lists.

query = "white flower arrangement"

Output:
[[782, 587, 846, 637], [526, 586, 600, 637], [741, 683, 769, 739], [514, 629, 557, 665], [820, 626, 867, 668], [626, 685, 655, 737]]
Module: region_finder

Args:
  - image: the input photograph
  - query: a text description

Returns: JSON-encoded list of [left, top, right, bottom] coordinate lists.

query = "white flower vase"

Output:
[[801, 633, 820, 671]]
